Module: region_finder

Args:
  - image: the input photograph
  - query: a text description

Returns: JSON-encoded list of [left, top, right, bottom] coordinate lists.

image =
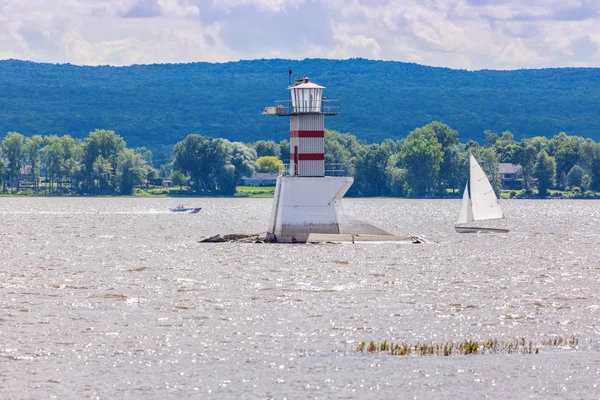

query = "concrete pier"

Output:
[[199, 232, 421, 244], [266, 175, 353, 243]]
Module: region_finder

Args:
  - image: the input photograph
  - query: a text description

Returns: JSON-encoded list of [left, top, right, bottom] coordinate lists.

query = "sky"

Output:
[[0, 0, 599, 70]]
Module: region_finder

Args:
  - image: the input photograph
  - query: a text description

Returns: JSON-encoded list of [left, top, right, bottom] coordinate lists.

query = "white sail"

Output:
[[469, 154, 504, 221], [456, 183, 473, 225]]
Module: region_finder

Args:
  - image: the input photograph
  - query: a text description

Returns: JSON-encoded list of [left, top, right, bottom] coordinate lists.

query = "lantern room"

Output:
[[290, 78, 324, 113], [262, 77, 338, 117]]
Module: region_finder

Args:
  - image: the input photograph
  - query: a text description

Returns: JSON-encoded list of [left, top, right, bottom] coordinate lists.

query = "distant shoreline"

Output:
[[0, 187, 598, 200]]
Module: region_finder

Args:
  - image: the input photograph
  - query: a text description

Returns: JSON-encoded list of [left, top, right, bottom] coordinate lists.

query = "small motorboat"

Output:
[[170, 204, 202, 213]]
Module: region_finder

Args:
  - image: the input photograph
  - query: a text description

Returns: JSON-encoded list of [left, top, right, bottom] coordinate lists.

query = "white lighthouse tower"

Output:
[[262, 77, 353, 243]]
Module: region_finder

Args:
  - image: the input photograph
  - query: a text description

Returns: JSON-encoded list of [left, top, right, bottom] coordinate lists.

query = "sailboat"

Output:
[[455, 153, 509, 233]]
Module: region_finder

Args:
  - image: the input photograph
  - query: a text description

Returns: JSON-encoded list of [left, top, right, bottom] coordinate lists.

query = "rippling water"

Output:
[[1, 197, 599, 399]]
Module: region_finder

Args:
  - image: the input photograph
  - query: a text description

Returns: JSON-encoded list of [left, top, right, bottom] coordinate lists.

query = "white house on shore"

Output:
[[499, 163, 524, 190], [241, 172, 279, 186]]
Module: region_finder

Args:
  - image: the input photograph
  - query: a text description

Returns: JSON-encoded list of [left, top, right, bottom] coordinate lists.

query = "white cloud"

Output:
[[0, 0, 232, 65], [316, 0, 600, 69], [156, 0, 200, 17], [210, 0, 304, 13], [0, 0, 599, 68], [327, 21, 382, 59]]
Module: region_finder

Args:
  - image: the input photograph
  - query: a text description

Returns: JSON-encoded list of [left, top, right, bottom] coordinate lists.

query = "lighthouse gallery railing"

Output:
[[273, 100, 340, 116], [280, 163, 347, 177]]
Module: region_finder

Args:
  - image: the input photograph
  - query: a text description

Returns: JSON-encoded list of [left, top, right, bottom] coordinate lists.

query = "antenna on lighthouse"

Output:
[[288, 68, 292, 87]]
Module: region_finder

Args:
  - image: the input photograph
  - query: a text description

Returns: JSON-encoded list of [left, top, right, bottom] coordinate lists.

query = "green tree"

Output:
[[172, 134, 231, 193], [82, 129, 126, 194], [170, 170, 188, 189], [25, 135, 43, 190], [400, 126, 443, 197], [325, 130, 363, 177], [424, 122, 459, 195], [494, 131, 517, 163], [499, 131, 515, 144], [452, 146, 470, 193], [567, 165, 585, 190], [62, 136, 82, 193], [159, 163, 172, 179], [381, 138, 403, 154], [42, 135, 82, 194], [134, 147, 153, 167], [1, 132, 26, 192], [385, 153, 406, 197], [41, 135, 64, 192], [253, 140, 280, 158], [533, 150, 556, 197], [578, 138, 598, 170], [529, 136, 551, 154], [218, 142, 257, 195], [256, 156, 283, 173], [465, 140, 479, 151], [589, 147, 600, 191], [145, 167, 159, 188], [92, 156, 113, 194], [0, 158, 5, 192], [512, 140, 537, 192], [118, 149, 146, 195], [438, 144, 464, 194], [353, 144, 392, 197], [483, 130, 499, 147], [552, 133, 581, 189], [279, 139, 290, 163]]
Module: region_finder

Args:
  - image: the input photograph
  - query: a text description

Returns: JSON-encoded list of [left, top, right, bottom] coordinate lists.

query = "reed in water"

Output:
[[356, 336, 579, 356]]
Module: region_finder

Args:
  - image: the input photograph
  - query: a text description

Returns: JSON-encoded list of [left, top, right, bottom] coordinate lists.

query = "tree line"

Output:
[[0, 129, 155, 195], [2, 121, 600, 197], [243, 122, 600, 198], [159, 121, 600, 198], [0, 129, 258, 196]]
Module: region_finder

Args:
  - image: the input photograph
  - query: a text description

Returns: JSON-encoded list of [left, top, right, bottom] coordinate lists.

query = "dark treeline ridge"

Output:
[[1, 58, 600, 153], [1, 122, 599, 198]]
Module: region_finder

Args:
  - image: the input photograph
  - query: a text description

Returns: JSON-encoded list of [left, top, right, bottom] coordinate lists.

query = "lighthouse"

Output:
[[262, 77, 354, 243]]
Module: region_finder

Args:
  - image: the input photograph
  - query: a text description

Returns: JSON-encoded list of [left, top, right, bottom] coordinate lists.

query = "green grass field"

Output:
[[234, 186, 276, 198], [141, 185, 276, 198]]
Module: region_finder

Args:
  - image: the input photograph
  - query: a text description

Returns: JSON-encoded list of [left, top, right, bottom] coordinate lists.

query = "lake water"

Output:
[[1, 197, 599, 399]]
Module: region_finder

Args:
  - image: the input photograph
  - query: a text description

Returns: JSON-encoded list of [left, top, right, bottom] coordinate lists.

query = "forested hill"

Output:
[[1, 58, 599, 149]]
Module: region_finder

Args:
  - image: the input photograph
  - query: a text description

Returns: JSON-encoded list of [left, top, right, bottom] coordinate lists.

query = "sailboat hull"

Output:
[[455, 226, 510, 234]]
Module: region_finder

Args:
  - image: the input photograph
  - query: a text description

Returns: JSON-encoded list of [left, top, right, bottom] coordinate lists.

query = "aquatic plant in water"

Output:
[[356, 336, 579, 356]]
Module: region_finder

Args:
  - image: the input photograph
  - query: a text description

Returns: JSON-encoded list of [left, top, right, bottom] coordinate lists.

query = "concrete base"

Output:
[[266, 176, 353, 243], [266, 175, 399, 243], [339, 216, 394, 236], [198, 232, 423, 244], [307, 233, 415, 244]]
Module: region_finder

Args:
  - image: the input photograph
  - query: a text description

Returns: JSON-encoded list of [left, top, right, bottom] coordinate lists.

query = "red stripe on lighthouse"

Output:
[[290, 153, 325, 161], [290, 130, 325, 138]]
